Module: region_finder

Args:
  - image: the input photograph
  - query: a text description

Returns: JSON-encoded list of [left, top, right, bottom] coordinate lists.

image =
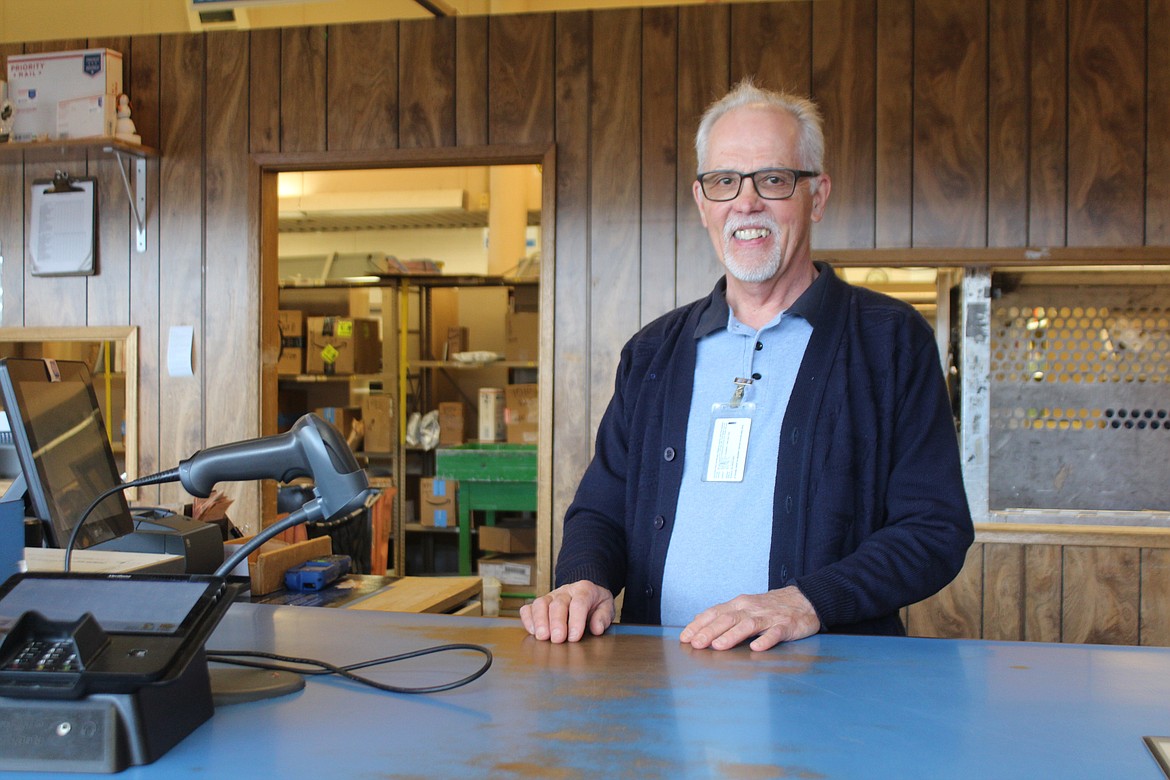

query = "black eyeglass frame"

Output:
[[695, 167, 821, 202]]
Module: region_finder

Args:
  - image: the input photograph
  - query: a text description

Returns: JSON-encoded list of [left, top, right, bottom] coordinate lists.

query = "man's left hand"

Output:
[[679, 585, 821, 651]]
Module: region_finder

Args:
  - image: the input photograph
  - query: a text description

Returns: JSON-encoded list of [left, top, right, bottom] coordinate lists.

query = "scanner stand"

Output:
[[0, 646, 214, 773]]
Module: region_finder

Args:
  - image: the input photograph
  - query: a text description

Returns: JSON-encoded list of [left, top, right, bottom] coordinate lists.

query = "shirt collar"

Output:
[[693, 261, 834, 339]]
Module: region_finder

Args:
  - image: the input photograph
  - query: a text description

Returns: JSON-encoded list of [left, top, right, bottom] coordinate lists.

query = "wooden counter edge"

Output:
[[975, 522, 1170, 549]]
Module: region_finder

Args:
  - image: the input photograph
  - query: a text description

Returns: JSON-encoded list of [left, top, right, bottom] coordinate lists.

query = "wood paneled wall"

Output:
[[908, 526, 1170, 646], [1, 2, 1168, 639]]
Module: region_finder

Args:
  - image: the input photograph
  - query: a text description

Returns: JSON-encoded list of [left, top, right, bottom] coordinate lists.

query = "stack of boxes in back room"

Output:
[[298, 314, 383, 445], [504, 286, 539, 444], [477, 524, 536, 616], [6, 48, 122, 141]]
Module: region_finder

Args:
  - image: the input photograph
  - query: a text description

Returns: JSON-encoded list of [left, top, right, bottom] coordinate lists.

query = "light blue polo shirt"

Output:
[[659, 295, 813, 627]]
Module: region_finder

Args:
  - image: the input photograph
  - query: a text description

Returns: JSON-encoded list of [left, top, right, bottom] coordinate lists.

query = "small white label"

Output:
[[705, 417, 751, 482]]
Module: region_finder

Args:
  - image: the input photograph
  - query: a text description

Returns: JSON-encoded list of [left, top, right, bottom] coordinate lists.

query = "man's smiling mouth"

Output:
[[733, 228, 771, 241]]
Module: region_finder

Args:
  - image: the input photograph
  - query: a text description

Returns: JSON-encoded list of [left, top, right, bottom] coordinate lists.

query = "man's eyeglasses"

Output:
[[696, 168, 820, 201]]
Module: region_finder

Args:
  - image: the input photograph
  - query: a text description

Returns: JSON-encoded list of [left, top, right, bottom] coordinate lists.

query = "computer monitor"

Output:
[[0, 357, 133, 549]]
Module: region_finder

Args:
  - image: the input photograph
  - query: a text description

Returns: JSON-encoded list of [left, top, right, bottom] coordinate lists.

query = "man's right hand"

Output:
[[519, 580, 615, 643]]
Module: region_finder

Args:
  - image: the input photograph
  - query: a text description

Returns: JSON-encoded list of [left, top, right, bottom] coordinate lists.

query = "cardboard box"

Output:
[[500, 595, 536, 610], [444, 326, 469, 359], [361, 393, 394, 453], [505, 383, 538, 445], [305, 316, 381, 375], [511, 285, 539, 313], [477, 553, 535, 588], [7, 48, 123, 142], [478, 524, 536, 555], [505, 310, 539, 363], [420, 477, 458, 528], [438, 401, 467, 445], [56, 93, 116, 139], [315, 406, 361, 439], [478, 387, 505, 442], [277, 310, 304, 375]]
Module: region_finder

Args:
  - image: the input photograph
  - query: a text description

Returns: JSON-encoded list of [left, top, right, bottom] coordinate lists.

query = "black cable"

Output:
[[206, 643, 493, 694], [62, 468, 183, 571]]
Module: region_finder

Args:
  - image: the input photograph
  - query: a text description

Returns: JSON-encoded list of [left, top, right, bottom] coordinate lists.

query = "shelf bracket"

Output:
[[108, 148, 147, 253]]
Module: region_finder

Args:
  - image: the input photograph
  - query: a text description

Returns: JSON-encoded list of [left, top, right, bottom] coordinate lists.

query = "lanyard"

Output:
[[730, 377, 753, 408]]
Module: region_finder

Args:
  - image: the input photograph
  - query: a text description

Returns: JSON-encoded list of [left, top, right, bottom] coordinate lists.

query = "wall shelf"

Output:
[[0, 137, 158, 253]]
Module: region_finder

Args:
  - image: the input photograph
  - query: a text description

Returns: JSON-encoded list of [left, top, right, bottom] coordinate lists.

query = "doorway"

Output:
[[256, 145, 554, 583]]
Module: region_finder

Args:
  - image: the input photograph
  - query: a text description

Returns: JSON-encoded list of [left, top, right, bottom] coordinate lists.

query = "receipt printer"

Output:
[[95, 513, 224, 575]]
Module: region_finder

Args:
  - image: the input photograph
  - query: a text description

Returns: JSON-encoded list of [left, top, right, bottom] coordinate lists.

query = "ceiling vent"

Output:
[[187, 5, 251, 31]]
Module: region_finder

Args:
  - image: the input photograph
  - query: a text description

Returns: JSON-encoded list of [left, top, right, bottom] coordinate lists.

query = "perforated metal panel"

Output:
[[989, 282, 1170, 511]]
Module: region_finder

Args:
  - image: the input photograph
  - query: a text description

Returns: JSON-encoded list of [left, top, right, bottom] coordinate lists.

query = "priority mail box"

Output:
[[56, 93, 116, 139], [7, 48, 123, 142]]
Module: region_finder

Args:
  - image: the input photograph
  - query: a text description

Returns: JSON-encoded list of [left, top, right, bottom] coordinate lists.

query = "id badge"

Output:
[[703, 402, 754, 482]]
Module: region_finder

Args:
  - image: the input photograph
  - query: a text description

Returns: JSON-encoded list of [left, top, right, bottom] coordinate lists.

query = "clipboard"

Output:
[[30, 171, 98, 277]]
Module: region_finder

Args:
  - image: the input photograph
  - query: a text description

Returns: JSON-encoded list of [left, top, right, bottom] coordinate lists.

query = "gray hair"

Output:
[[694, 79, 826, 189]]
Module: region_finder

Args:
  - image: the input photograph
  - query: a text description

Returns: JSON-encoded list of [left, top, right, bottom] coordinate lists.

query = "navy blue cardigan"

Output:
[[555, 264, 974, 635]]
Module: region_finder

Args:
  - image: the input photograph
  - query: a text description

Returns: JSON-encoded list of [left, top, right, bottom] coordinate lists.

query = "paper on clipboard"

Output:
[[30, 177, 97, 276]]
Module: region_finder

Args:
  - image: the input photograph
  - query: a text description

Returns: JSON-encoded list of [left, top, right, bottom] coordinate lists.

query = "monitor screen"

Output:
[[0, 358, 133, 549]]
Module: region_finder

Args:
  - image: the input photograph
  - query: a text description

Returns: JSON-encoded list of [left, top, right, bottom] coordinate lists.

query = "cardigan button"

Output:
[[653, 515, 665, 530], [644, 585, 655, 598], [785, 495, 793, 513], [663, 447, 676, 462]]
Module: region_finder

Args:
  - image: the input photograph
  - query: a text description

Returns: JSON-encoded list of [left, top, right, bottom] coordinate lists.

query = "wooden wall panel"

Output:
[[874, 0, 912, 248], [1062, 546, 1140, 645], [455, 17, 489, 147], [488, 14, 554, 146], [551, 11, 592, 559], [1028, 0, 1068, 247], [987, 0, 1028, 247], [1024, 544, 1062, 642], [589, 9, 642, 445], [327, 23, 399, 152], [249, 29, 281, 154], [127, 34, 162, 501], [1149, 0, 1170, 244], [675, 5, 728, 307], [87, 35, 132, 327], [983, 543, 1024, 640], [906, 543, 983, 638], [639, 7, 678, 325], [0, 41, 25, 328], [912, 0, 987, 248], [1066, 0, 1145, 246], [1142, 549, 1170, 646], [400, 18, 455, 149], [812, 0, 876, 250], [730, 0, 810, 94], [157, 33, 205, 505], [20, 39, 88, 328], [7, 0, 1170, 581], [280, 27, 327, 152], [204, 30, 259, 517]]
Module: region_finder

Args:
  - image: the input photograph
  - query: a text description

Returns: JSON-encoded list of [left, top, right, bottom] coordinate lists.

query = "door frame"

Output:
[[254, 143, 556, 581]]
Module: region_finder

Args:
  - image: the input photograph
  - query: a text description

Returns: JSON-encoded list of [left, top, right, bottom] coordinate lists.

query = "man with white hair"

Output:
[[522, 80, 973, 651]]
